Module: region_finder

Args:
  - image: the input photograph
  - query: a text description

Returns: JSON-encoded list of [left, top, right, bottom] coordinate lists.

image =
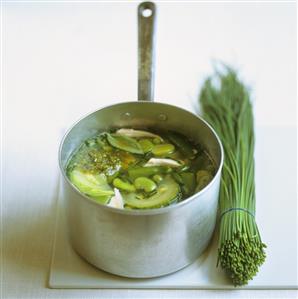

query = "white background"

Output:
[[2, 1, 297, 298]]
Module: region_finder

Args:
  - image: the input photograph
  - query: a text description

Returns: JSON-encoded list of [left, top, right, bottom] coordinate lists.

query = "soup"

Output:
[[66, 128, 215, 209]]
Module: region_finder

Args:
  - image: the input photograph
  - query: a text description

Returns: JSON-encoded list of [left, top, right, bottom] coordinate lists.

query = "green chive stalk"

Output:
[[199, 66, 266, 286]]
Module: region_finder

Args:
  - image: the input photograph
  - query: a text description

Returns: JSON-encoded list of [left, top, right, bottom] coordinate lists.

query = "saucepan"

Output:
[[58, 1, 223, 278]]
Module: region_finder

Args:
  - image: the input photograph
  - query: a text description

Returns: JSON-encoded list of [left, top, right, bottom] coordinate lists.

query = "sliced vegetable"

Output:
[[134, 177, 157, 193], [113, 178, 136, 192], [115, 128, 162, 140], [144, 158, 181, 168], [128, 166, 168, 180], [171, 172, 183, 184], [107, 133, 144, 154], [123, 176, 180, 209], [139, 139, 154, 153], [152, 144, 175, 156], [69, 169, 114, 204]]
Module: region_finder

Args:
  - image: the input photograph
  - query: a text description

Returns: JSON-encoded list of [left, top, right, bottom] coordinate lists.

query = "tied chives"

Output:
[[199, 66, 266, 286]]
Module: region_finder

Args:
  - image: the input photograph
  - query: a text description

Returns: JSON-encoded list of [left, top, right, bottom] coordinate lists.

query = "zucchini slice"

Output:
[[123, 175, 180, 209], [69, 169, 114, 204]]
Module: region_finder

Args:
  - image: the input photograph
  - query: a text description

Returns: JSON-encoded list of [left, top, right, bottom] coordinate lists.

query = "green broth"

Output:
[[66, 129, 215, 209]]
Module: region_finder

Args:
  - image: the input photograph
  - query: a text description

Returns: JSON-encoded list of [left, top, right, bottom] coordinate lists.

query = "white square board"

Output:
[[49, 126, 297, 289]]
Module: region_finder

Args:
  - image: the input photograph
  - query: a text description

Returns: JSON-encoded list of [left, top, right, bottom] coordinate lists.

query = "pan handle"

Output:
[[138, 1, 156, 102]]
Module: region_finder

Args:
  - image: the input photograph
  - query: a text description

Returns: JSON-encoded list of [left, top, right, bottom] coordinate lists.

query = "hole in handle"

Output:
[[142, 8, 152, 17]]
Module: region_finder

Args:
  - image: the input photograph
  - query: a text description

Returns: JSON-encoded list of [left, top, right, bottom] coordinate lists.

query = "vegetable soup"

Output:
[[66, 128, 215, 209]]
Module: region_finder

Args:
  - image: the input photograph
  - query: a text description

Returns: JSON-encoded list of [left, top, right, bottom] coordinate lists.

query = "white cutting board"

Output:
[[49, 126, 297, 289]]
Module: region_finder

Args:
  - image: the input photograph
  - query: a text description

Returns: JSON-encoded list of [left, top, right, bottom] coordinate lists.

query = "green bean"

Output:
[[171, 172, 183, 184], [128, 166, 168, 180], [134, 177, 157, 193], [152, 144, 175, 156], [113, 178, 136, 192], [139, 139, 154, 153], [166, 131, 195, 159]]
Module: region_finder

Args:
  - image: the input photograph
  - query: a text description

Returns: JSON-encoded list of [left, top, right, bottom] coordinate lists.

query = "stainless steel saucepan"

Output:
[[58, 1, 223, 278]]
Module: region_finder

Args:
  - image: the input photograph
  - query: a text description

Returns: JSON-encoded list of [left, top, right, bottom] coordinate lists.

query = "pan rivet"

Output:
[[158, 113, 167, 121], [121, 112, 132, 119]]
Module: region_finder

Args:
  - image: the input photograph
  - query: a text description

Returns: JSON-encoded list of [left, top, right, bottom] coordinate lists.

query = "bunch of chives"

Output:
[[199, 67, 266, 286]]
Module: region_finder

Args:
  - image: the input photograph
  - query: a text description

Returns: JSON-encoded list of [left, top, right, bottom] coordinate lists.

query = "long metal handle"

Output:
[[138, 2, 156, 102]]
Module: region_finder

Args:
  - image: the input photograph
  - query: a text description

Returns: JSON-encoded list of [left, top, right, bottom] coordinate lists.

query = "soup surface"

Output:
[[66, 128, 215, 209]]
